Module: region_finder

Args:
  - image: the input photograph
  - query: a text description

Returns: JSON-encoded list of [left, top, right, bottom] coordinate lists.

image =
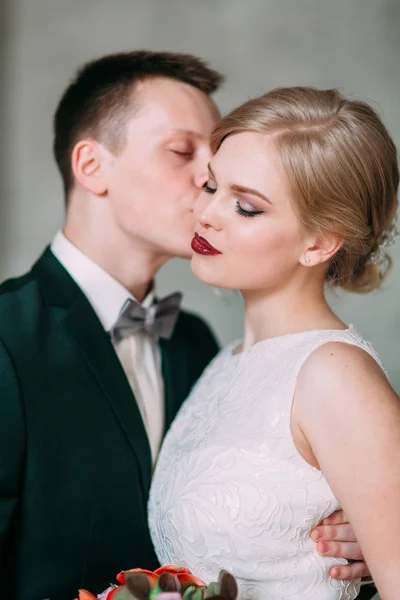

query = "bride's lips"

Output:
[[191, 233, 222, 256]]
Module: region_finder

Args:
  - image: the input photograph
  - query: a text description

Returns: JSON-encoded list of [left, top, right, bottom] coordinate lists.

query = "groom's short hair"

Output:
[[53, 50, 224, 198]]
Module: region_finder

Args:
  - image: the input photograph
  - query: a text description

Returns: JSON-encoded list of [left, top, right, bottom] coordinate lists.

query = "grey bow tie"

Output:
[[110, 292, 182, 343]]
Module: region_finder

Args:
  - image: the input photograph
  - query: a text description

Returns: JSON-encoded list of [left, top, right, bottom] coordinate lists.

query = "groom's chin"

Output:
[[172, 246, 192, 260]]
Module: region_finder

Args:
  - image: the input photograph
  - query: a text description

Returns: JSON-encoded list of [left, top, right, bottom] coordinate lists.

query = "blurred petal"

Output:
[[155, 566, 182, 576], [117, 568, 158, 586], [97, 587, 114, 600], [154, 566, 204, 588], [77, 590, 97, 600], [176, 573, 204, 588]]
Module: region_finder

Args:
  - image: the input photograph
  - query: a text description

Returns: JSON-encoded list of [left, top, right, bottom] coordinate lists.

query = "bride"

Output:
[[148, 86, 400, 599]]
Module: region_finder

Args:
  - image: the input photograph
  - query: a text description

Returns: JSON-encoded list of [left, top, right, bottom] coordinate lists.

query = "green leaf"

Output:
[[148, 582, 164, 600], [184, 587, 204, 600], [111, 586, 138, 600], [182, 586, 198, 600], [205, 582, 218, 598]]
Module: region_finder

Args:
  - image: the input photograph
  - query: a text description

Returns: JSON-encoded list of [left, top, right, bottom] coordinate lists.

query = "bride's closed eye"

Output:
[[235, 201, 264, 218], [203, 181, 264, 218], [203, 182, 217, 194]]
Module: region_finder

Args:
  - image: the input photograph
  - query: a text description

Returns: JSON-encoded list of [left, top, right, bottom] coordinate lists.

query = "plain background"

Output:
[[1, 0, 399, 390]]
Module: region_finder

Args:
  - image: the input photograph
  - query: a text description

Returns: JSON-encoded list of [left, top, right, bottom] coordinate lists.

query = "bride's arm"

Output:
[[293, 342, 400, 600]]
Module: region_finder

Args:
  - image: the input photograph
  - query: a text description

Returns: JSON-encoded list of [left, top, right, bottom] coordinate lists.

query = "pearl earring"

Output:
[[304, 255, 311, 265]]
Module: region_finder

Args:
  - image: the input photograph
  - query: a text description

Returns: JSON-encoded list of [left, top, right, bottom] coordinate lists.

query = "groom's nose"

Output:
[[193, 153, 211, 190]]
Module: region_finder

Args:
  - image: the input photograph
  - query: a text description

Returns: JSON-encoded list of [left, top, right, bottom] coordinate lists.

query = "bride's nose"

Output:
[[194, 195, 223, 231]]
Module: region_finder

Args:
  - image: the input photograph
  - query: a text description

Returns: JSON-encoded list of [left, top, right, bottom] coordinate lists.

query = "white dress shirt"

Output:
[[51, 231, 165, 464]]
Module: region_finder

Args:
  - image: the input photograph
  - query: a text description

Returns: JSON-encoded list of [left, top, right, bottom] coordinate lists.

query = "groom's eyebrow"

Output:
[[170, 128, 206, 140], [208, 163, 272, 205]]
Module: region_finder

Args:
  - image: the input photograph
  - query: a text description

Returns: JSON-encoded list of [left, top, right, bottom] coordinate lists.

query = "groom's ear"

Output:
[[70, 139, 108, 196]]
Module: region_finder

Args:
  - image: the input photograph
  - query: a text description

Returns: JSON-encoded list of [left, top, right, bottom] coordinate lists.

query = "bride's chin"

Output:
[[190, 256, 222, 286]]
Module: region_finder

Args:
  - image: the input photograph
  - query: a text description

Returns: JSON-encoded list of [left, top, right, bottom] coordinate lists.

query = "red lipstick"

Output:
[[191, 233, 221, 256]]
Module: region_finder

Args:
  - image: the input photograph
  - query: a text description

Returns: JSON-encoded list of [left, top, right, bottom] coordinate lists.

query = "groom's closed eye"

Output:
[[168, 147, 195, 161]]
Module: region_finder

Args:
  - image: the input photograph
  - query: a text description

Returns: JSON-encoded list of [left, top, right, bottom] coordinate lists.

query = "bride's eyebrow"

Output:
[[230, 183, 273, 205], [208, 163, 272, 205]]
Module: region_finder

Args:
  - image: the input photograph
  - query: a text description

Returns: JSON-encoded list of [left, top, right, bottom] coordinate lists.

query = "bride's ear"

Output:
[[300, 234, 344, 267]]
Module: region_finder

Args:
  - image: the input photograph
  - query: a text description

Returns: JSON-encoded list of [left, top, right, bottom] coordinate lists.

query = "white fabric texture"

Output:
[[51, 231, 164, 463], [149, 326, 384, 599]]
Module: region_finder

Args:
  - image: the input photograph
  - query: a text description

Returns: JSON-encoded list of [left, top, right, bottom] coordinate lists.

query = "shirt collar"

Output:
[[50, 231, 154, 331]]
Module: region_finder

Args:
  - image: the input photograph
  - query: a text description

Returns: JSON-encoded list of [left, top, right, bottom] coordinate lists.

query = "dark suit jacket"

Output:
[[0, 248, 219, 600], [357, 584, 377, 600]]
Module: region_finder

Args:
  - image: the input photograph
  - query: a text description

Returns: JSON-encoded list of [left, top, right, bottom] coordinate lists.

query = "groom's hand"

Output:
[[310, 510, 371, 580]]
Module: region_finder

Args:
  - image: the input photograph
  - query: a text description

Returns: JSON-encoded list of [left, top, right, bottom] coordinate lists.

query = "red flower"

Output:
[[154, 565, 205, 589], [116, 567, 159, 586], [105, 587, 122, 600], [74, 591, 97, 600], [76, 565, 205, 600]]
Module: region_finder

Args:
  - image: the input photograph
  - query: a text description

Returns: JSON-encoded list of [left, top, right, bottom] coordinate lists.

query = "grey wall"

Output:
[[2, 0, 400, 388]]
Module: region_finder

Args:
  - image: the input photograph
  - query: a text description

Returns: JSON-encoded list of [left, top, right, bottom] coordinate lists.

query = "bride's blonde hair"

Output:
[[211, 87, 399, 293]]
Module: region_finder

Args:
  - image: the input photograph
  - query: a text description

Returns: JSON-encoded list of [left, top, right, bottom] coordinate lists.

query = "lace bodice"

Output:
[[149, 326, 383, 599]]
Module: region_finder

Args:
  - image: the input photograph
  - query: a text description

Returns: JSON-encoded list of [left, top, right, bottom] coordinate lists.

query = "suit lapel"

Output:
[[34, 249, 152, 495]]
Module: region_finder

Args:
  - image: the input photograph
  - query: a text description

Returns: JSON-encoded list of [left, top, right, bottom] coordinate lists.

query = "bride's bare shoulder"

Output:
[[295, 340, 396, 414]]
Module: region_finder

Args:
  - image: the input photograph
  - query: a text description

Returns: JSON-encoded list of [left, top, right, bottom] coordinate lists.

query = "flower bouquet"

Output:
[[75, 565, 238, 600]]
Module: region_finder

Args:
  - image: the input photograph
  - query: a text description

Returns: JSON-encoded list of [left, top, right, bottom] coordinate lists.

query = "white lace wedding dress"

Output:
[[149, 326, 383, 599]]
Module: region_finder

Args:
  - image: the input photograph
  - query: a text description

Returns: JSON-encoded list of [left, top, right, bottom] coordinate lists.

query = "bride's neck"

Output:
[[241, 281, 344, 351]]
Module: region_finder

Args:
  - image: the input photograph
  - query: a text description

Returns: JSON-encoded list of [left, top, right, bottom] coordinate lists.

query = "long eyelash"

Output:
[[203, 183, 216, 194], [235, 201, 264, 218]]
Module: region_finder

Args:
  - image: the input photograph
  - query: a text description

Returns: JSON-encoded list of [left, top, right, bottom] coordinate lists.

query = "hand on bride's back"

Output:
[[310, 509, 370, 580]]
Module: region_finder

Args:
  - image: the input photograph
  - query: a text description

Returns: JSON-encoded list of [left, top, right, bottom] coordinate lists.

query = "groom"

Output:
[[0, 51, 373, 600]]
